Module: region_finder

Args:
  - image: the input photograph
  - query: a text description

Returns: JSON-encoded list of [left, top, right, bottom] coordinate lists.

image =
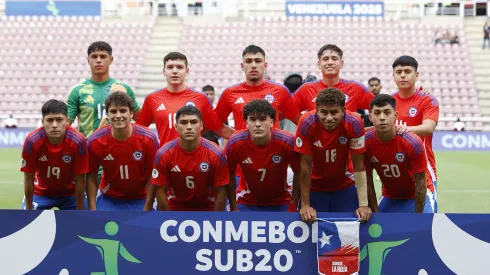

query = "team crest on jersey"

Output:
[[296, 137, 303, 147], [185, 101, 196, 107], [395, 152, 406, 163], [408, 107, 418, 117], [199, 162, 210, 172], [271, 154, 282, 164], [264, 94, 274, 103], [152, 169, 159, 178], [133, 151, 143, 161], [62, 154, 72, 163], [338, 136, 348, 145], [21, 159, 26, 168]]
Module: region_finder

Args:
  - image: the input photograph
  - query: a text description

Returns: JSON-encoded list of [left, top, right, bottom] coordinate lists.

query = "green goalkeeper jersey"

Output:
[[67, 78, 141, 138]]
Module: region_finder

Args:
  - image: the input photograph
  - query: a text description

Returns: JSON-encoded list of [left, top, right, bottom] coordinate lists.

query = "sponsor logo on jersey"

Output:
[[271, 154, 282, 164], [133, 151, 143, 161], [344, 94, 350, 103], [296, 137, 303, 147], [338, 136, 348, 144], [84, 95, 95, 104], [38, 155, 48, 162], [408, 107, 418, 117], [264, 94, 274, 103], [104, 154, 115, 161], [313, 140, 322, 147], [312, 97, 316, 102], [21, 159, 26, 168], [157, 104, 166, 111], [152, 168, 159, 178], [200, 162, 210, 172], [235, 97, 245, 104], [370, 156, 379, 163], [185, 101, 196, 107], [171, 165, 181, 172], [395, 152, 406, 162], [242, 157, 252, 164], [62, 154, 72, 163]]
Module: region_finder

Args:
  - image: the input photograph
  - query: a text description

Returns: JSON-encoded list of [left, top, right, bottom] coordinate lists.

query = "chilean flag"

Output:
[[316, 218, 360, 275]]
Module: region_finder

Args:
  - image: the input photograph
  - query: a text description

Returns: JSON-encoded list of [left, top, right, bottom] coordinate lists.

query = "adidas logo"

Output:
[[104, 154, 114, 161], [371, 156, 379, 163], [156, 104, 166, 111], [312, 97, 316, 102], [84, 95, 95, 104], [234, 97, 245, 104], [171, 165, 181, 172], [313, 140, 322, 147], [242, 157, 252, 164], [38, 155, 47, 161]]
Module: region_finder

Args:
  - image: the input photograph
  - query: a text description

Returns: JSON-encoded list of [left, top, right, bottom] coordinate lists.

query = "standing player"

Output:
[[226, 100, 300, 212], [368, 77, 382, 96], [87, 92, 158, 210], [292, 44, 374, 113], [391, 56, 439, 211], [365, 94, 435, 213], [214, 45, 301, 130], [67, 41, 141, 138], [151, 106, 229, 211], [21, 100, 88, 210], [137, 52, 233, 146], [295, 88, 371, 222]]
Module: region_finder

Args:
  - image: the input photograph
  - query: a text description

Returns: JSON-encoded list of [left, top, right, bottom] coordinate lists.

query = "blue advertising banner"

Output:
[[0, 128, 31, 148], [5, 0, 101, 16], [285, 0, 384, 17], [0, 211, 489, 274], [432, 131, 490, 151]]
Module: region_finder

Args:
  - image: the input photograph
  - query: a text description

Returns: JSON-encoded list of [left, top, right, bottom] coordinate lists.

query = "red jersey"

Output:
[[292, 79, 374, 112], [294, 110, 365, 192], [20, 126, 88, 197], [364, 129, 435, 199], [136, 88, 223, 146], [393, 90, 439, 183], [226, 128, 300, 206], [215, 81, 300, 130], [88, 124, 159, 200], [152, 138, 229, 211]]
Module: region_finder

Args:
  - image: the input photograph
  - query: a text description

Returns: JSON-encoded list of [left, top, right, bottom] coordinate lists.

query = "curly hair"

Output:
[[243, 100, 276, 122], [315, 88, 346, 108]]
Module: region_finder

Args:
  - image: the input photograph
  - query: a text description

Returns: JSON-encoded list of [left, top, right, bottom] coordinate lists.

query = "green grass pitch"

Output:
[[0, 148, 489, 212]]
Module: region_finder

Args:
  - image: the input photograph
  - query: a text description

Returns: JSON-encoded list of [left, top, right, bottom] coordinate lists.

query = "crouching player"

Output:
[[225, 100, 300, 212], [151, 105, 229, 211], [87, 92, 159, 210], [21, 100, 88, 210], [365, 94, 435, 213], [295, 88, 371, 222]]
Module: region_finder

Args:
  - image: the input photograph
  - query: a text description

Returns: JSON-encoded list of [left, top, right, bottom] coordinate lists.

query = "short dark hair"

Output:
[[392, 55, 418, 71], [315, 88, 346, 108], [243, 100, 277, 122], [202, 85, 215, 92], [368, 77, 381, 84], [104, 91, 134, 113], [369, 94, 397, 111], [242, 45, 266, 58], [317, 44, 343, 59], [176, 105, 202, 122], [41, 99, 67, 118], [87, 41, 112, 56], [164, 52, 188, 67]]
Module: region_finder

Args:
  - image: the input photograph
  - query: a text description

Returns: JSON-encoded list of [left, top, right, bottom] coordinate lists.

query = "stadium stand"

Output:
[[0, 15, 153, 127], [178, 16, 482, 130], [0, 0, 488, 131]]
